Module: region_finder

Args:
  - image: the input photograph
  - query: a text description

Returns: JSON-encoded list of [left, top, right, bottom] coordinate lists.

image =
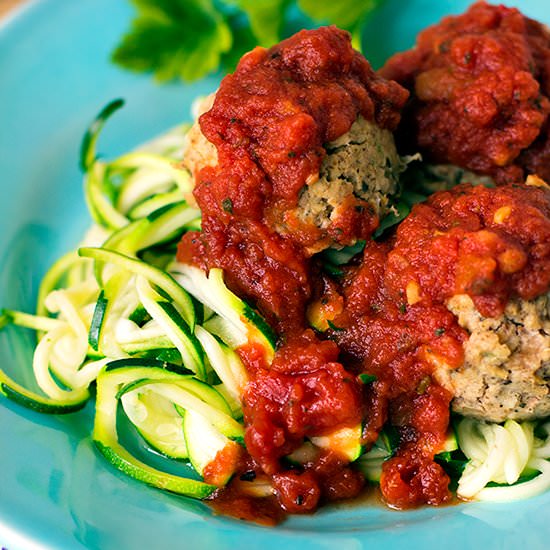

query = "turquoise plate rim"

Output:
[[0, 1, 549, 549]]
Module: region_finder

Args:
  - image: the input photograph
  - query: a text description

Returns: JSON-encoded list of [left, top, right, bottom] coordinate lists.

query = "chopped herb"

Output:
[[373, 201, 412, 239], [416, 376, 431, 394], [319, 240, 366, 266], [434, 327, 446, 337], [222, 197, 234, 213], [438, 40, 450, 53], [288, 151, 296, 158], [379, 425, 400, 453], [359, 373, 377, 384], [434, 449, 469, 491], [327, 320, 344, 331], [295, 494, 304, 505], [398, 304, 407, 314], [322, 263, 344, 277]]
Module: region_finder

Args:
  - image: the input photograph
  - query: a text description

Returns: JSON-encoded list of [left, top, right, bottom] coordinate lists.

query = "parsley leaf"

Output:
[[373, 201, 410, 239], [219, 12, 258, 72], [359, 373, 377, 384], [226, 0, 291, 47], [112, 0, 232, 82], [320, 240, 366, 266], [297, 0, 384, 48], [113, 0, 388, 83]]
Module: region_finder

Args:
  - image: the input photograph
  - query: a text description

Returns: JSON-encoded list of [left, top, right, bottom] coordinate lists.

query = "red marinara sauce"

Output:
[[219, 331, 366, 516], [325, 181, 550, 507], [242, 331, 363, 476], [380, 1, 550, 183], [176, 27, 408, 520], [177, 26, 407, 332], [332, 242, 463, 507]]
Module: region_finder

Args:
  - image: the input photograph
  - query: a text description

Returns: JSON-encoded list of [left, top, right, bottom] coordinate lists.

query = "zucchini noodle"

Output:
[[1, 98, 549, 507], [0, 102, 260, 496], [457, 418, 550, 501]]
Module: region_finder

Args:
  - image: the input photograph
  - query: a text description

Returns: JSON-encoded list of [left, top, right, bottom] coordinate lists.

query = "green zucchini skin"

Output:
[[93, 364, 221, 498], [170, 263, 277, 362], [0, 114, 263, 500], [0, 371, 89, 414], [79, 247, 196, 330]]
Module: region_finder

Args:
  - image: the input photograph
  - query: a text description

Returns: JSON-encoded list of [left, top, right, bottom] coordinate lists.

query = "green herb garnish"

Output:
[[112, 0, 232, 83], [359, 373, 377, 384], [327, 320, 344, 331], [222, 197, 234, 213], [112, 0, 387, 83]]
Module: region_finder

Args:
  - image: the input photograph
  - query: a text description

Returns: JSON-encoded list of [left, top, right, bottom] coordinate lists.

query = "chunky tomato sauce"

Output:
[[178, 26, 407, 332], [243, 331, 362, 475], [329, 182, 550, 506], [380, 1, 550, 183], [176, 21, 550, 522], [384, 182, 550, 316], [332, 243, 463, 506], [176, 26, 408, 519]]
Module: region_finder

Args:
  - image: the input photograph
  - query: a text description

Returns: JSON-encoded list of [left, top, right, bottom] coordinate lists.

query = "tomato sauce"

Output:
[[329, 182, 550, 507], [176, 21, 550, 522], [176, 26, 406, 519], [242, 331, 363, 475], [178, 25, 407, 332], [385, 182, 550, 316], [380, 1, 550, 183]]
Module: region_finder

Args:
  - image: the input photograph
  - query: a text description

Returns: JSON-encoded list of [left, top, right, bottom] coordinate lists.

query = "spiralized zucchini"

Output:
[[457, 418, 550, 502], [0, 100, 257, 497], [1, 99, 549, 504]]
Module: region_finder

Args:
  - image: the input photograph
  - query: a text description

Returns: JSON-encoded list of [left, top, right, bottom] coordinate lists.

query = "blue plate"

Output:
[[1, 1, 549, 548]]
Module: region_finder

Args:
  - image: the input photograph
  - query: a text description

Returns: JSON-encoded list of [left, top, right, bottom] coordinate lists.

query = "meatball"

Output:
[[183, 107, 406, 255], [178, 26, 409, 330], [380, 1, 550, 183], [288, 115, 404, 254], [374, 180, 550, 423], [441, 293, 550, 422], [182, 94, 217, 183]]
